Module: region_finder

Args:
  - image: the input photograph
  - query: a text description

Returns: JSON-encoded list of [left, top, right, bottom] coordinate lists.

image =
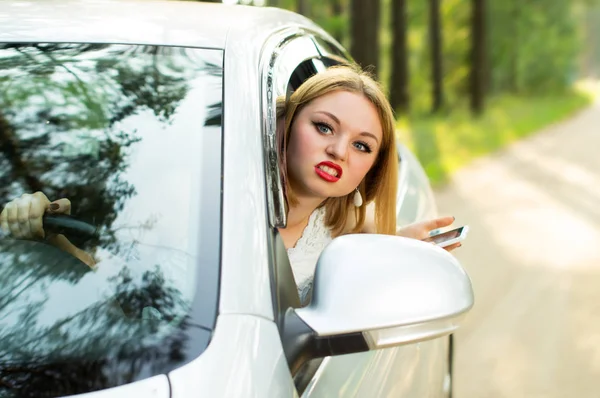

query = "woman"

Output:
[[276, 64, 458, 301], [0, 65, 458, 301]]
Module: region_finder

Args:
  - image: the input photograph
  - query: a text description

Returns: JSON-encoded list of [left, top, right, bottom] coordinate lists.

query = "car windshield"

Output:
[[0, 43, 223, 397]]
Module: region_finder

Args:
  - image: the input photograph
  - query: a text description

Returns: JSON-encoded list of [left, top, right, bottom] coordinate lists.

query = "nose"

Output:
[[326, 136, 348, 161]]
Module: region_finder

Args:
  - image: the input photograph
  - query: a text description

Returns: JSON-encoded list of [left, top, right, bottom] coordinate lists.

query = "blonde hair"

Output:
[[276, 64, 398, 236]]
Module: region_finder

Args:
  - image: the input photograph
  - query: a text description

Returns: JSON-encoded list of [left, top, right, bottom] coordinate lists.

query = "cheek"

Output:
[[348, 156, 377, 184], [288, 125, 317, 166]]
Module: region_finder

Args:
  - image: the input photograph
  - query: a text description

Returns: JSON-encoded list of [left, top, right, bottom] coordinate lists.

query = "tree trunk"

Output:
[[470, 0, 486, 115], [297, 0, 310, 16], [330, 0, 345, 42], [390, 0, 410, 114], [429, 0, 443, 113], [350, 0, 380, 76], [332, 0, 343, 15], [509, 1, 519, 92]]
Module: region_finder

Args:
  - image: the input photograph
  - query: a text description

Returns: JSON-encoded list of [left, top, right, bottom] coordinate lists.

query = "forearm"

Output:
[[46, 234, 96, 269]]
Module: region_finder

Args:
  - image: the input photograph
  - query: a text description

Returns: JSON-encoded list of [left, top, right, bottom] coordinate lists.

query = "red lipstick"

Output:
[[315, 161, 342, 182]]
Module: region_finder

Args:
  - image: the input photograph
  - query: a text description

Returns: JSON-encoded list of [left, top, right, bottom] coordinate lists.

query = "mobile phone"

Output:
[[423, 225, 469, 248]]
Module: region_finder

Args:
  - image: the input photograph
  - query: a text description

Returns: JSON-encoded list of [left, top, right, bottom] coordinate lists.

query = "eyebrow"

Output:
[[315, 111, 380, 144]]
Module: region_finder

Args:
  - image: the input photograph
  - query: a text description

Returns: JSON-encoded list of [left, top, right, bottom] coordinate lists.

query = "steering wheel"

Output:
[[42, 214, 100, 246]]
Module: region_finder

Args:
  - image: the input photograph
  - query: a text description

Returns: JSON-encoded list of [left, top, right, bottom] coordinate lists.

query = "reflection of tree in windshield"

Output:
[[0, 43, 222, 396], [0, 241, 190, 397], [0, 43, 220, 251]]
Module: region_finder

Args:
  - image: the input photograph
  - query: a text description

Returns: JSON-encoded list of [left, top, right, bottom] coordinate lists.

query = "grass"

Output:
[[396, 89, 594, 186]]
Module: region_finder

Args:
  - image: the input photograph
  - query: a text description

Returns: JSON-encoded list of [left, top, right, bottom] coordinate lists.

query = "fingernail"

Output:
[[49, 203, 60, 211], [458, 243, 462, 247]]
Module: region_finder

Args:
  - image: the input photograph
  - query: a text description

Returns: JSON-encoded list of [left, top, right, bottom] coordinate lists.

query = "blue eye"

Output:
[[354, 141, 373, 153], [313, 122, 332, 135]]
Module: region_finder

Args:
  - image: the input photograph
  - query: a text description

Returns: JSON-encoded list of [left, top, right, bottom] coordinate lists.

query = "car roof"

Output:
[[0, 0, 313, 49]]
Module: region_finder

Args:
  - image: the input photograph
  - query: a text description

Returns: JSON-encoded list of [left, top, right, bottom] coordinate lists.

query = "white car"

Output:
[[0, 1, 473, 397]]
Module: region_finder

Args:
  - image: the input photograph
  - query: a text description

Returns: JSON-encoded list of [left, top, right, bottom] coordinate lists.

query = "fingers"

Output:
[[1, 191, 55, 239], [444, 242, 462, 252], [425, 216, 455, 231], [47, 198, 71, 215], [20, 193, 49, 239], [1, 201, 20, 237], [28, 197, 45, 239], [17, 196, 33, 238], [0, 204, 8, 236]]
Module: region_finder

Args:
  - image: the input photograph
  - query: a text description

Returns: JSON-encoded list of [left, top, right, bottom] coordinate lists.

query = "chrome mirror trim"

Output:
[[259, 28, 320, 228], [362, 313, 468, 350], [261, 43, 287, 228]]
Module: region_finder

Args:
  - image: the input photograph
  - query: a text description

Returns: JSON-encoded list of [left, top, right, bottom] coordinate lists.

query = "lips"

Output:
[[315, 161, 343, 182]]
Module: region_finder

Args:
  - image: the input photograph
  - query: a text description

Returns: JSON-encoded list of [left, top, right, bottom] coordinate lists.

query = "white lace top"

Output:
[[287, 207, 332, 304]]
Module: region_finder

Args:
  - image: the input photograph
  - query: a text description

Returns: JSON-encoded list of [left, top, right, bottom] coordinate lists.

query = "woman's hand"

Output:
[[0, 192, 95, 267], [396, 216, 461, 252], [0, 192, 70, 239]]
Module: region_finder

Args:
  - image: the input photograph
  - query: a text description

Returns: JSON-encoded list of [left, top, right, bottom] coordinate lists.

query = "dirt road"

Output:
[[434, 102, 600, 398]]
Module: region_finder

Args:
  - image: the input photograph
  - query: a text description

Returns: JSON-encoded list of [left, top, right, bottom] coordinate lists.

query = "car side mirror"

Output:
[[281, 234, 474, 374]]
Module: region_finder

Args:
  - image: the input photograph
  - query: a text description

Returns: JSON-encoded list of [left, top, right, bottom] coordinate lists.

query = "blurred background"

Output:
[[197, 1, 600, 397], [196, 0, 599, 185]]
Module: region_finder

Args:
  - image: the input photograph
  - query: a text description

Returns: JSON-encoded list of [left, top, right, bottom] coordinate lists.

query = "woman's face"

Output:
[[286, 90, 383, 201]]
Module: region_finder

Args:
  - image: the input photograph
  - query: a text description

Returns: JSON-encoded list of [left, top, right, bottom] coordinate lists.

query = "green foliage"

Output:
[[315, 12, 348, 46], [395, 0, 584, 114], [488, 0, 581, 94], [206, 0, 595, 180], [397, 90, 592, 185], [207, 0, 589, 112]]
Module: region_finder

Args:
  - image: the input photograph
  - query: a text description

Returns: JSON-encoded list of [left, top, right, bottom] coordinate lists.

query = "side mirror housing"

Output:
[[282, 234, 473, 374]]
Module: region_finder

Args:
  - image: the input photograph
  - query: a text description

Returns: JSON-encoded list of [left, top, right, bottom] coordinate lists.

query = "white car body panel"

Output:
[[0, 0, 310, 49], [218, 23, 277, 321], [306, 315, 449, 395], [304, 339, 448, 397], [168, 314, 297, 398], [397, 143, 439, 226]]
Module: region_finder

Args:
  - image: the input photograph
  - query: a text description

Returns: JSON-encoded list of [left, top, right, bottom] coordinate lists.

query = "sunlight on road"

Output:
[[452, 140, 600, 270], [435, 102, 600, 398]]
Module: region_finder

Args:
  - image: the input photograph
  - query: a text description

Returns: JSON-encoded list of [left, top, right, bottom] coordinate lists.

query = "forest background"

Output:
[[197, 0, 600, 184]]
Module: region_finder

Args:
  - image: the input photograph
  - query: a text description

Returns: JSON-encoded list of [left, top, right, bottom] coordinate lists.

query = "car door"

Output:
[[261, 29, 450, 397]]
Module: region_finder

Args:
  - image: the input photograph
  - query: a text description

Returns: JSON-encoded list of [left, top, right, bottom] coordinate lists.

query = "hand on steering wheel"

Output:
[[1, 192, 96, 268], [0, 192, 70, 239]]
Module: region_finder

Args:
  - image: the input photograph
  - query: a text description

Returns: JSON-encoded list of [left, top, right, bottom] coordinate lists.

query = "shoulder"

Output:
[[288, 207, 331, 255]]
